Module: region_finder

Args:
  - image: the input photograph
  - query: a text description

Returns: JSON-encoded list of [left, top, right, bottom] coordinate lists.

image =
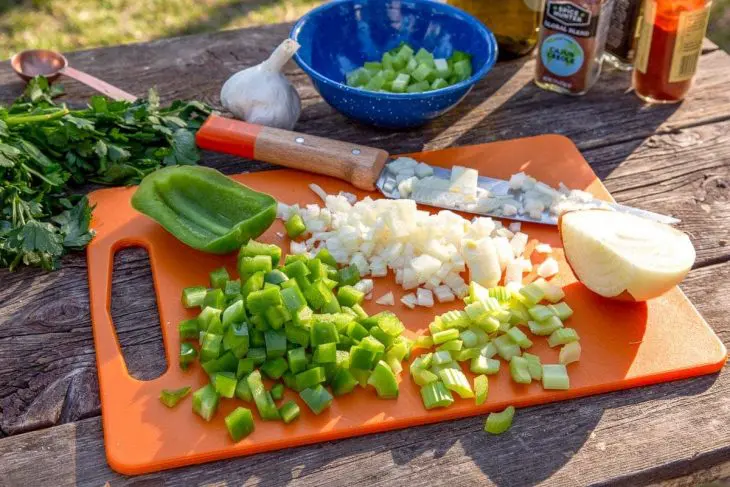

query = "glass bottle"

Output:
[[604, 0, 643, 69], [534, 0, 616, 95], [633, 0, 712, 103], [448, 0, 543, 59]]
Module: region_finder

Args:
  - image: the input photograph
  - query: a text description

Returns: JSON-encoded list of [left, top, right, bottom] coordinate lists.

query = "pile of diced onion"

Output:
[[383, 157, 605, 220], [278, 177, 561, 309]]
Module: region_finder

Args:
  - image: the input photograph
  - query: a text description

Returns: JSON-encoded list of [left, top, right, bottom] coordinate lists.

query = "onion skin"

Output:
[[558, 209, 693, 302]]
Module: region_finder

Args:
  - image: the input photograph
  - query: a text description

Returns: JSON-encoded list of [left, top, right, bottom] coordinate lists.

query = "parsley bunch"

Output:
[[0, 77, 211, 271]]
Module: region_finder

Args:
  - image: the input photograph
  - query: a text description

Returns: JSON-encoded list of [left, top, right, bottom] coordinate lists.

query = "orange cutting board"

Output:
[[86, 135, 726, 475]]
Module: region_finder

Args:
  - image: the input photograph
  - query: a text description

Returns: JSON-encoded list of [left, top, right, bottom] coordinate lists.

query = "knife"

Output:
[[195, 114, 679, 226]]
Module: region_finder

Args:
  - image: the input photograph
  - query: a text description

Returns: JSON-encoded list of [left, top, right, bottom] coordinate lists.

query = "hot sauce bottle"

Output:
[[633, 0, 711, 103]]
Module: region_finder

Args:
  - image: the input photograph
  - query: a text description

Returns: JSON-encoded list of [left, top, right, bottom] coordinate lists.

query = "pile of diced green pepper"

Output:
[[411, 280, 579, 432], [167, 239, 412, 442], [346, 43, 473, 93]]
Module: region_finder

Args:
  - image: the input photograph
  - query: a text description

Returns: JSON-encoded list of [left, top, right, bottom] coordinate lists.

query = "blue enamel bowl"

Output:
[[290, 0, 498, 129]]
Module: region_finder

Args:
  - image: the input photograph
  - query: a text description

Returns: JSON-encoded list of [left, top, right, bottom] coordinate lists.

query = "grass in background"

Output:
[[0, 0, 728, 60]]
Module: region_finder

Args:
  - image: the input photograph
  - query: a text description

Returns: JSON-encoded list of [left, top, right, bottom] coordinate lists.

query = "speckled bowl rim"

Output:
[[289, 0, 498, 100]]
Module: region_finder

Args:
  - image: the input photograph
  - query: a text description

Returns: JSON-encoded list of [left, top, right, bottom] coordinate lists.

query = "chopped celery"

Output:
[[474, 375, 488, 405], [470, 355, 500, 375], [420, 381, 454, 409], [481, 342, 498, 359], [279, 401, 301, 423], [522, 353, 543, 380], [209, 267, 230, 289], [436, 339, 463, 352], [346, 67, 371, 87], [438, 368, 474, 398], [192, 384, 220, 421], [460, 329, 479, 348], [559, 341, 581, 365], [528, 316, 564, 336], [300, 385, 333, 414], [182, 286, 207, 308], [549, 302, 574, 320], [484, 406, 515, 435], [542, 364, 570, 390], [519, 283, 545, 306], [159, 386, 191, 408], [407, 80, 431, 93], [454, 347, 482, 362], [412, 367, 439, 386], [506, 326, 533, 349], [547, 328, 580, 347], [411, 352, 433, 370], [432, 350, 453, 365], [411, 62, 433, 82], [433, 328, 460, 345], [225, 407, 255, 442], [509, 356, 532, 384], [493, 334, 521, 361], [285, 213, 307, 238], [528, 305, 554, 322]]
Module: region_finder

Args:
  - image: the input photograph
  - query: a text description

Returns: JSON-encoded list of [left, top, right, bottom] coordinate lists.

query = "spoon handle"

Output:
[[62, 66, 136, 102]]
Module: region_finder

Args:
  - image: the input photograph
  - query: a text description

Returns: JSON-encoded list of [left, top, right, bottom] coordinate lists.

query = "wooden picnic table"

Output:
[[0, 22, 728, 487]]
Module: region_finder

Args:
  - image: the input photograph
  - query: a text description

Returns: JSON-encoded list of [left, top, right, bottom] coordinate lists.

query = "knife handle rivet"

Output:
[[352, 148, 361, 155], [295, 137, 304, 144]]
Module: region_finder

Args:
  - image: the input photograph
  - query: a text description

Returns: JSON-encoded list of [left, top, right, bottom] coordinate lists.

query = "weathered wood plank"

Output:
[[0, 260, 727, 487], [0, 116, 727, 435]]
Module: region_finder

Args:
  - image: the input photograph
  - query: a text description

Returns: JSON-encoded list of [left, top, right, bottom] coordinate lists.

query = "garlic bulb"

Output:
[[220, 39, 302, 130]]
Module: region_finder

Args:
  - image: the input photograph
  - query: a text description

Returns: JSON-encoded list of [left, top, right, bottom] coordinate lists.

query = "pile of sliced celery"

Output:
[[166, 240, 412, 442], [345, 43, 473, 93], [410, 280, 581, 433]]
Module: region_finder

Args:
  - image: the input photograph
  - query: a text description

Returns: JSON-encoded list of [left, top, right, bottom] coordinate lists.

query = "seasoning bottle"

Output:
[[633, 0, 711, 103], [604, 0, 643, 69], [534, 0, 616, 95], [448, 0, 543, 59]]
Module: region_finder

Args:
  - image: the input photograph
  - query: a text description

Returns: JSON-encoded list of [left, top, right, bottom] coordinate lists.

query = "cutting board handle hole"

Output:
[[111, 246, 168, 381]]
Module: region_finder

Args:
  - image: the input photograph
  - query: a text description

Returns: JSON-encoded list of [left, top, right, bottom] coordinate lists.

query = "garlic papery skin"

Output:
[[220, 38, 302, 130]]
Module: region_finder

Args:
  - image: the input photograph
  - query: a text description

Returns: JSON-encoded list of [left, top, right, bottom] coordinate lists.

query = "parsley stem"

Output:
[[5, 108, 70, 126]]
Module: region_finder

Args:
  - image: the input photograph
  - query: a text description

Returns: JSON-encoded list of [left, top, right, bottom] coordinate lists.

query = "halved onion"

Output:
[[559, 209, 695, 301]]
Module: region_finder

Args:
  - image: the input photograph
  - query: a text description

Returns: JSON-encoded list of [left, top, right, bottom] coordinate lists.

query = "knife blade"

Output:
[[196, 114, 680, 226]]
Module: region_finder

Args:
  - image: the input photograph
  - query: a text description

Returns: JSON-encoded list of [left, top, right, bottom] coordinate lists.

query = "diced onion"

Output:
[[309, 183, 328, 202], [401, 293, 417, 309], [375, 292, 395, 306], [417, 288, 434, 307], [535, 243, 553, 254], [537, 257, 560, 278]]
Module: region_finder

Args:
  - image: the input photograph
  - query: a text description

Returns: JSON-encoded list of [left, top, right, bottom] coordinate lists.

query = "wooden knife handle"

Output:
[[62, 66, 137, 102], [196, 114, 389, 191]]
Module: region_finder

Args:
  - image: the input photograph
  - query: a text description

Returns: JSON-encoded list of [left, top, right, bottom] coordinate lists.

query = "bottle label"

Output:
[[540, 33, 586, 77], [634, 0, 656, 74], [669, 6, 710, 83], [543, 1, 598, 38]]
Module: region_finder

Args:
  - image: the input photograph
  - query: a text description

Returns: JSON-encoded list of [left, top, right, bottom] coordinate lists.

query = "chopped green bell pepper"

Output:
[[192, 384, 220, 421], [285, 213, 307, 238], [270, 383, 285, 401], [237, 357, 255, 378], [213, 371, 237, 398], [179, 342, 198, 370], [159, 386, 191, 408], [247, 286, 282, 315], [246, 370, 280, 420], [131, 166, 277, 254], [209, 267, 230, 289], [223, 322, 250, 359], [225, 407, 255, 442], [235, 375, 253, 402], [295, 366, 326, 390], [179, 318, 199, 340], [261, 357, 289, 379], [182, 286, 207, 308], [299, 385, 333, 414], [279, 400, 301, 423], [368, 360, 399, 399]]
